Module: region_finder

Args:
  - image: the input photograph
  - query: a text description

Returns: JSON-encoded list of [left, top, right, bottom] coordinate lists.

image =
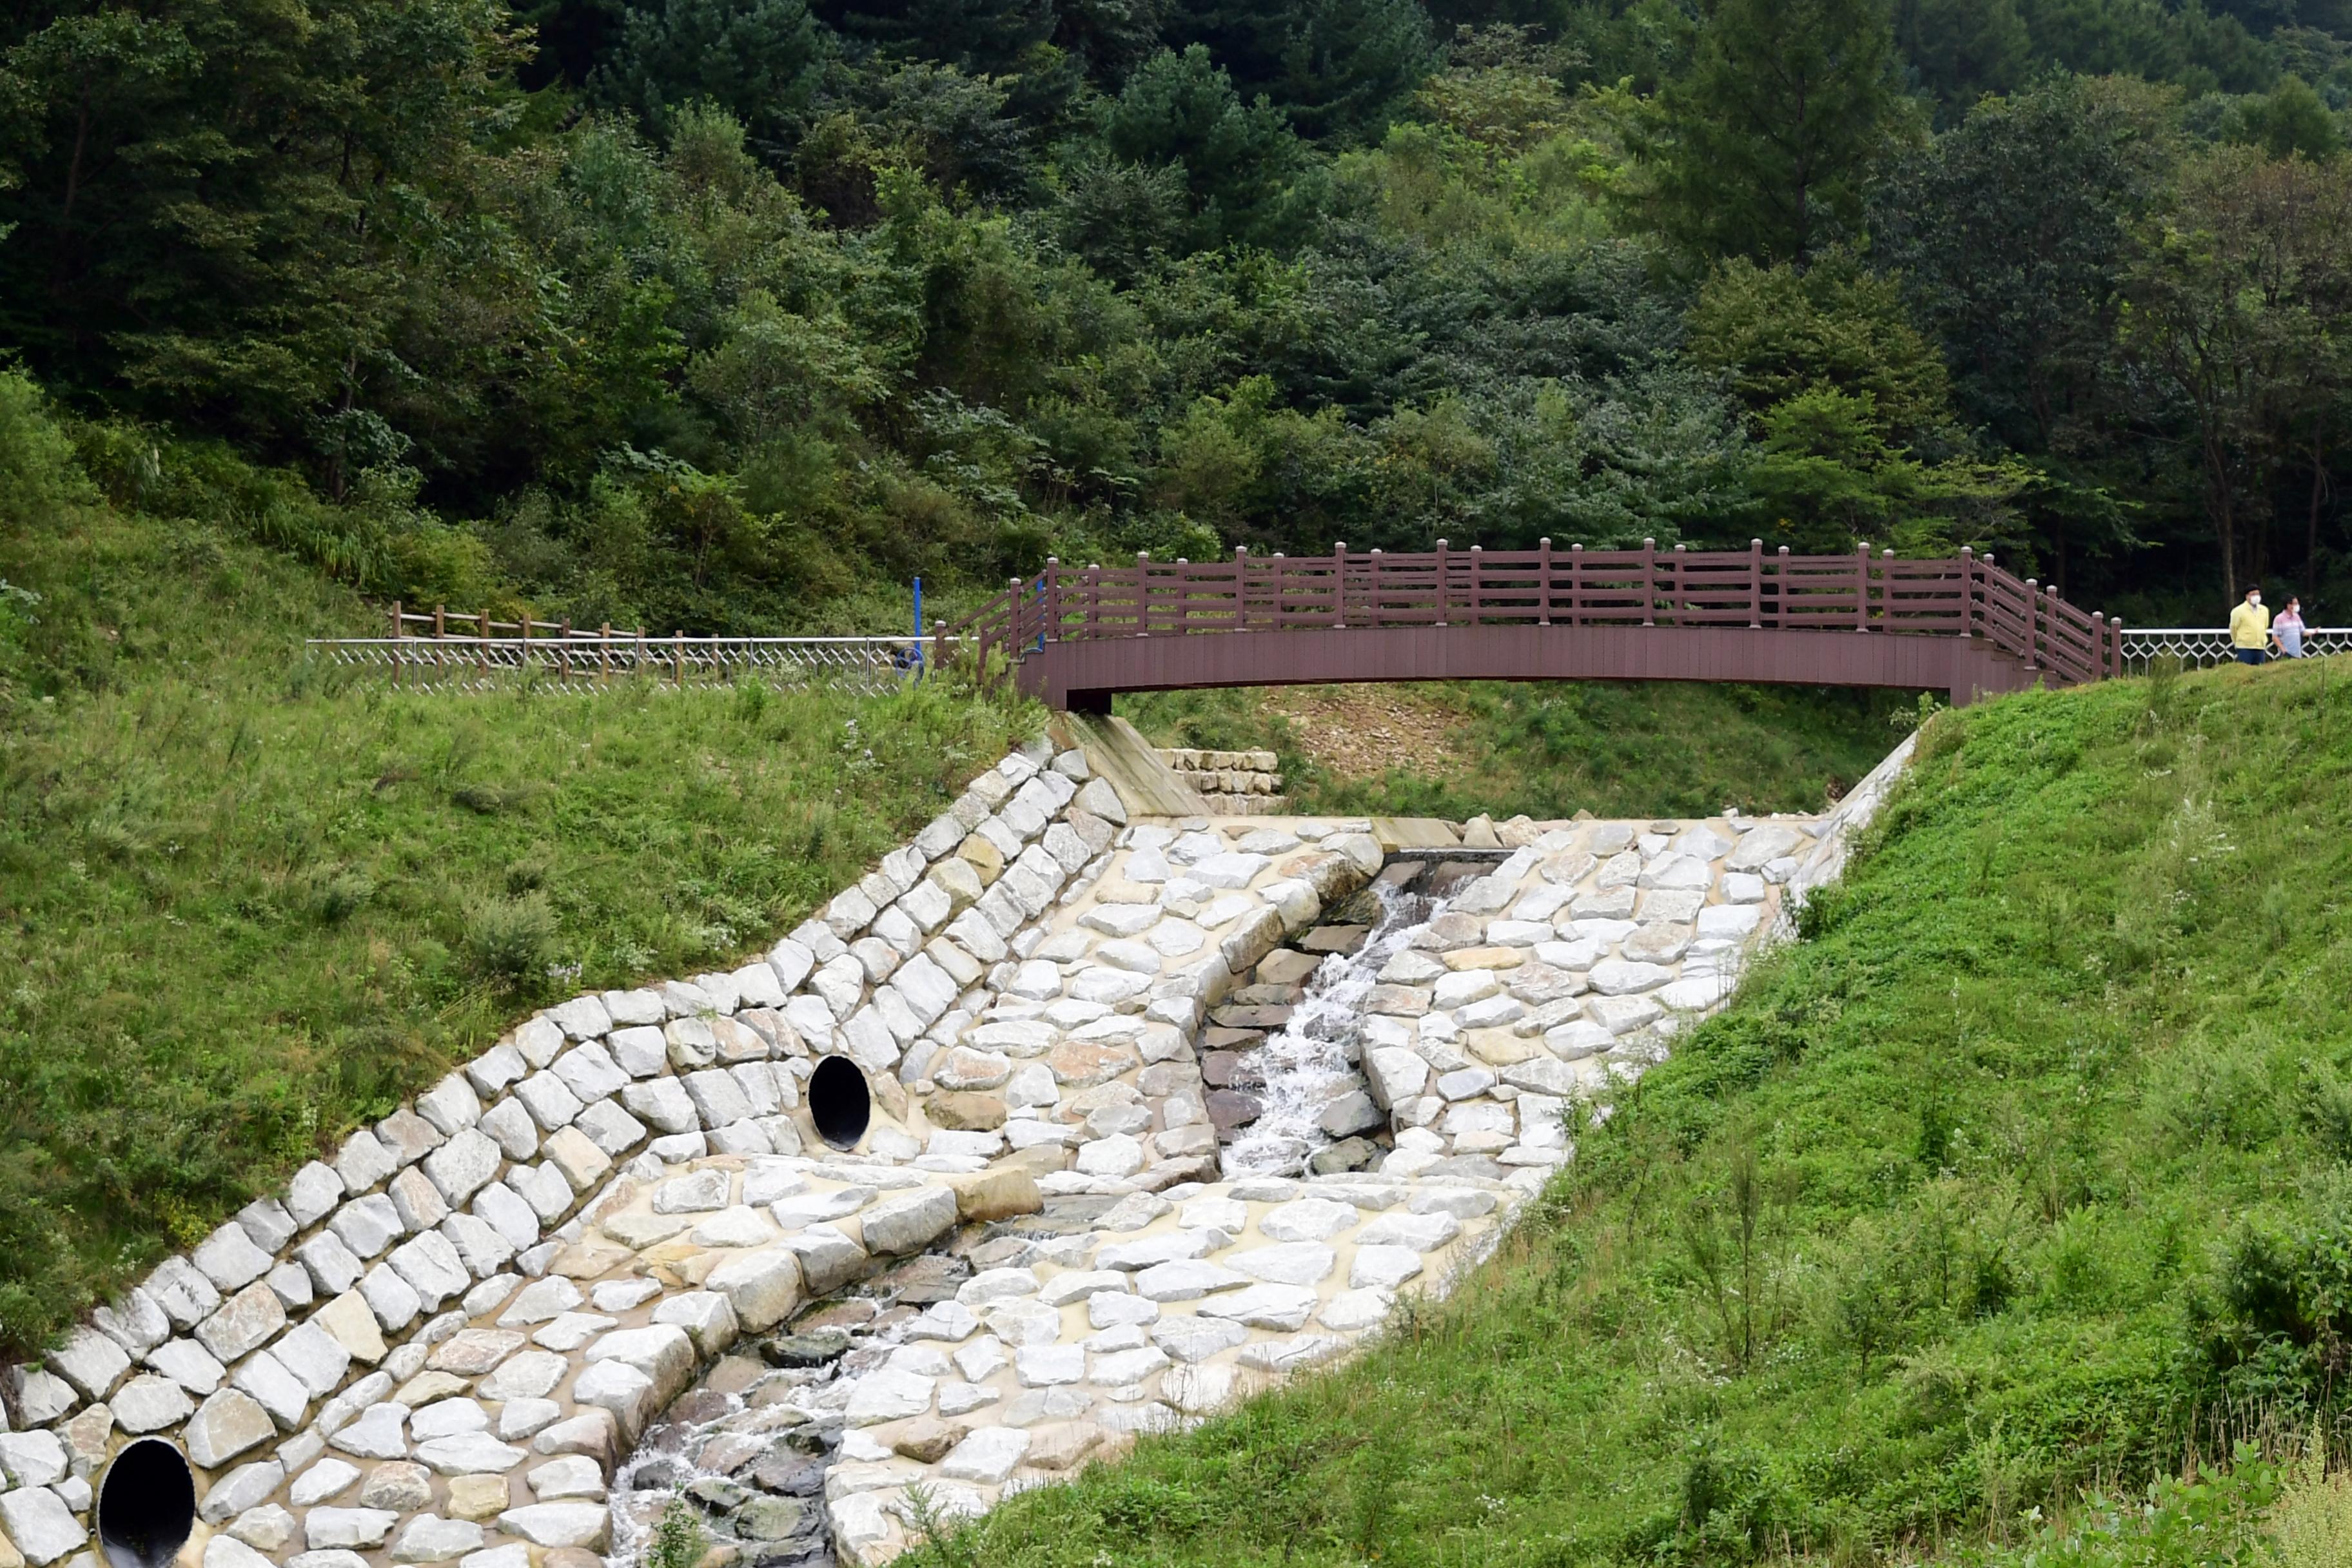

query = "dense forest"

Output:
[[6, 0, 2352, 632]]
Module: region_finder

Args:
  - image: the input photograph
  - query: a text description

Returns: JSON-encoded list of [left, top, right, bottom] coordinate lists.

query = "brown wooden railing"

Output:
[[943, 539, 2124, 689]]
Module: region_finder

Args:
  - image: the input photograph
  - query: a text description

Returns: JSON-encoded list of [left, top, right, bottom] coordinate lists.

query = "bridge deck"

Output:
[[946, 540, 2121, 710]]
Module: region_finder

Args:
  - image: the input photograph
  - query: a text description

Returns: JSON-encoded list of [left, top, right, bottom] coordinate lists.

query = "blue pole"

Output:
[[912, 578, 923, 675]]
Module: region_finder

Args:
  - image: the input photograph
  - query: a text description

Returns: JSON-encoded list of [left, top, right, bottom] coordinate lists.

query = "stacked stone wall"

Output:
[[1152, 750, 1283, 815]]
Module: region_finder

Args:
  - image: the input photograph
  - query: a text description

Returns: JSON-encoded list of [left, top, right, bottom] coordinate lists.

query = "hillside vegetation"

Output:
[[946, 657, 2352, 1565], [0, 378, 1033, 1356], [1124, 680, 1919, 819], [9, 0, 2352, 629]]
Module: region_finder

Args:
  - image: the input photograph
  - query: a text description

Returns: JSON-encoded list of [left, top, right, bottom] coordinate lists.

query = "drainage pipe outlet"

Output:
[[808, 1056, 872, 1150], [98, 1439, 197, 1568]]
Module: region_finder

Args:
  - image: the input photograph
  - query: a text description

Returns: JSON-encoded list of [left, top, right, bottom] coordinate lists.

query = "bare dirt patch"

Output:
[[1266, 685, 1473, 781]]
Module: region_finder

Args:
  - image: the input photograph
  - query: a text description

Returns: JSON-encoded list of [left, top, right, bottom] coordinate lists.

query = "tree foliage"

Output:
[[7, 0, 2352, 634]]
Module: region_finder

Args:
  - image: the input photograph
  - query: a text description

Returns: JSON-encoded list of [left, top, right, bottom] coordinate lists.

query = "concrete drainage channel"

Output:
[[0, 728, 1917, 1568]]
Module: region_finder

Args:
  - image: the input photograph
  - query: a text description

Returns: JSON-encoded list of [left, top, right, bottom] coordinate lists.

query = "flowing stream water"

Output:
[[1220, 882, 1438, 1177]]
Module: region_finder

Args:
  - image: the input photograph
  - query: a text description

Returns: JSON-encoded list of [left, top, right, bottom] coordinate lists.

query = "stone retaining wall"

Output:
[[1152, 750, 1284, 816]]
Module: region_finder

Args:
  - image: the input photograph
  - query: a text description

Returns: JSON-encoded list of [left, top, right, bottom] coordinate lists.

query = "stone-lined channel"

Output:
[[0, 732, 1917, 1568]]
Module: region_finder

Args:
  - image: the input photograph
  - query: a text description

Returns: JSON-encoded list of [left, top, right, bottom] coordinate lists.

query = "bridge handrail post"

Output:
[[1959, 547, 1975, 638], [1273, 551, 1286, 630], [1234, 546, 1249, 632], [2108, 614, 2124, 677], [1641, 538, 1655, 627], [1569, 543, 1583, 627], [1469, 544, 1484, 623], [1538, 538, 1552, 626], [1774, 547, 1788, 629], [1333, 543, 1347, 628], [1749, 540, 1762, 628], [1435, 539, 1449, 627], [2024, 576, 2041, 669], [1671, 542, 1685, 626], [1135, 553, 1152, 637], [1855, 541, 1872, 632]]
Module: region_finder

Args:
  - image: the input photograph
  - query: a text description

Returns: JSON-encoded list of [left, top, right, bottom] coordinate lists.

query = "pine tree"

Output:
[[1632, 0, 1909, 266], [594, 0, 827, 140]]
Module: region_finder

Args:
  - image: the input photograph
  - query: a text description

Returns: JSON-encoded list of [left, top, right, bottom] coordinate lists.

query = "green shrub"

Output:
[[461, 893, 560, 983], [643, 1499, 706, 1568], [0, 369, 92, 525]]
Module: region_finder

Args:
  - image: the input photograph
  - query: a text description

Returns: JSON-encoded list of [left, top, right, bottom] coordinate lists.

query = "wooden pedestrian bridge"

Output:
[[942, 539, 2126, 712]]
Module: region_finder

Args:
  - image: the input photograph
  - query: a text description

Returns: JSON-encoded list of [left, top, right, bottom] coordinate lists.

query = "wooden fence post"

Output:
[[1435, 539, 1449, 627], [598, 623, 611, 685], [1640, 539, 1655, 626], [1670, 543, 1685, 625], [1855, 542, 1873, 631], [434, 603, 446, 640], [1538, 538, 1552, 626], [1134, 553, 1152, 637], [2023, 578, 2040, 669], [1333, 542, 1348, 628], [1749, 540, 1762, 628], [1368, 549, 1382, 625], [1468, 544, 1482, 622], [1234, 546, 1250, 631], [1569, 543, 1583, 627]]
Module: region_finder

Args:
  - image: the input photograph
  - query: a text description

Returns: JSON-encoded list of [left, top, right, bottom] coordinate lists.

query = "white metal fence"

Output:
[[2117, 627, 2352, 673], [305, 634, 951, 695]]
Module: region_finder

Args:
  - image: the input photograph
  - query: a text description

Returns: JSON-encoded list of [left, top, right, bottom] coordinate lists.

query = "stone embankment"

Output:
[[0, 730, 1914, 1568], [1151, 750, 1284, 815]]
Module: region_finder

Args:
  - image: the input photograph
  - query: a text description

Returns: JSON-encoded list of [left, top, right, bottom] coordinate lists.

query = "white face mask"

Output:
[[2251, 595, 2262, 605]]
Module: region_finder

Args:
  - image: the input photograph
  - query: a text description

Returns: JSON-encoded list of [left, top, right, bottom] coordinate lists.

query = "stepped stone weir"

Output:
[[0, 724, 1914, 1568]]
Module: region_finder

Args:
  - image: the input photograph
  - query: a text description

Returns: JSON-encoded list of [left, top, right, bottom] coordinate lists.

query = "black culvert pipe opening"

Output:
[[98, 1438, 196, 1568], [809, 1055, 871, 1151]]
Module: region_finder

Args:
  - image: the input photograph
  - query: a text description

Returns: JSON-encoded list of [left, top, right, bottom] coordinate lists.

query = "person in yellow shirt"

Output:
[[2229, 586, 2271, 665]]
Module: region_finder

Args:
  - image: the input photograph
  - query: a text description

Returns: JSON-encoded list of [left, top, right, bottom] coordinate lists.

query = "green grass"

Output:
[[1121, 681, 1925, 820], [0, 394, 1035, 1355], [939, 656, 2352, 1567]]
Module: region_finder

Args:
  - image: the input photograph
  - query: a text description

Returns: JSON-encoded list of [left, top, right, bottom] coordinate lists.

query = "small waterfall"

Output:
[[1221, 883, 1437, 1177]]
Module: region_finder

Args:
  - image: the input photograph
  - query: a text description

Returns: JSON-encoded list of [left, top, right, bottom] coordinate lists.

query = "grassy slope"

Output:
[[0, 493, 1033, 1356], [1122, 681, 1921, 819], [952, 658, 2352, 1567]]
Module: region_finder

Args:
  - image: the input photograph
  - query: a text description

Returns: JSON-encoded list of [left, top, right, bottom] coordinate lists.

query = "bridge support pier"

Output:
[[1064, 688, 1114, 716]]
